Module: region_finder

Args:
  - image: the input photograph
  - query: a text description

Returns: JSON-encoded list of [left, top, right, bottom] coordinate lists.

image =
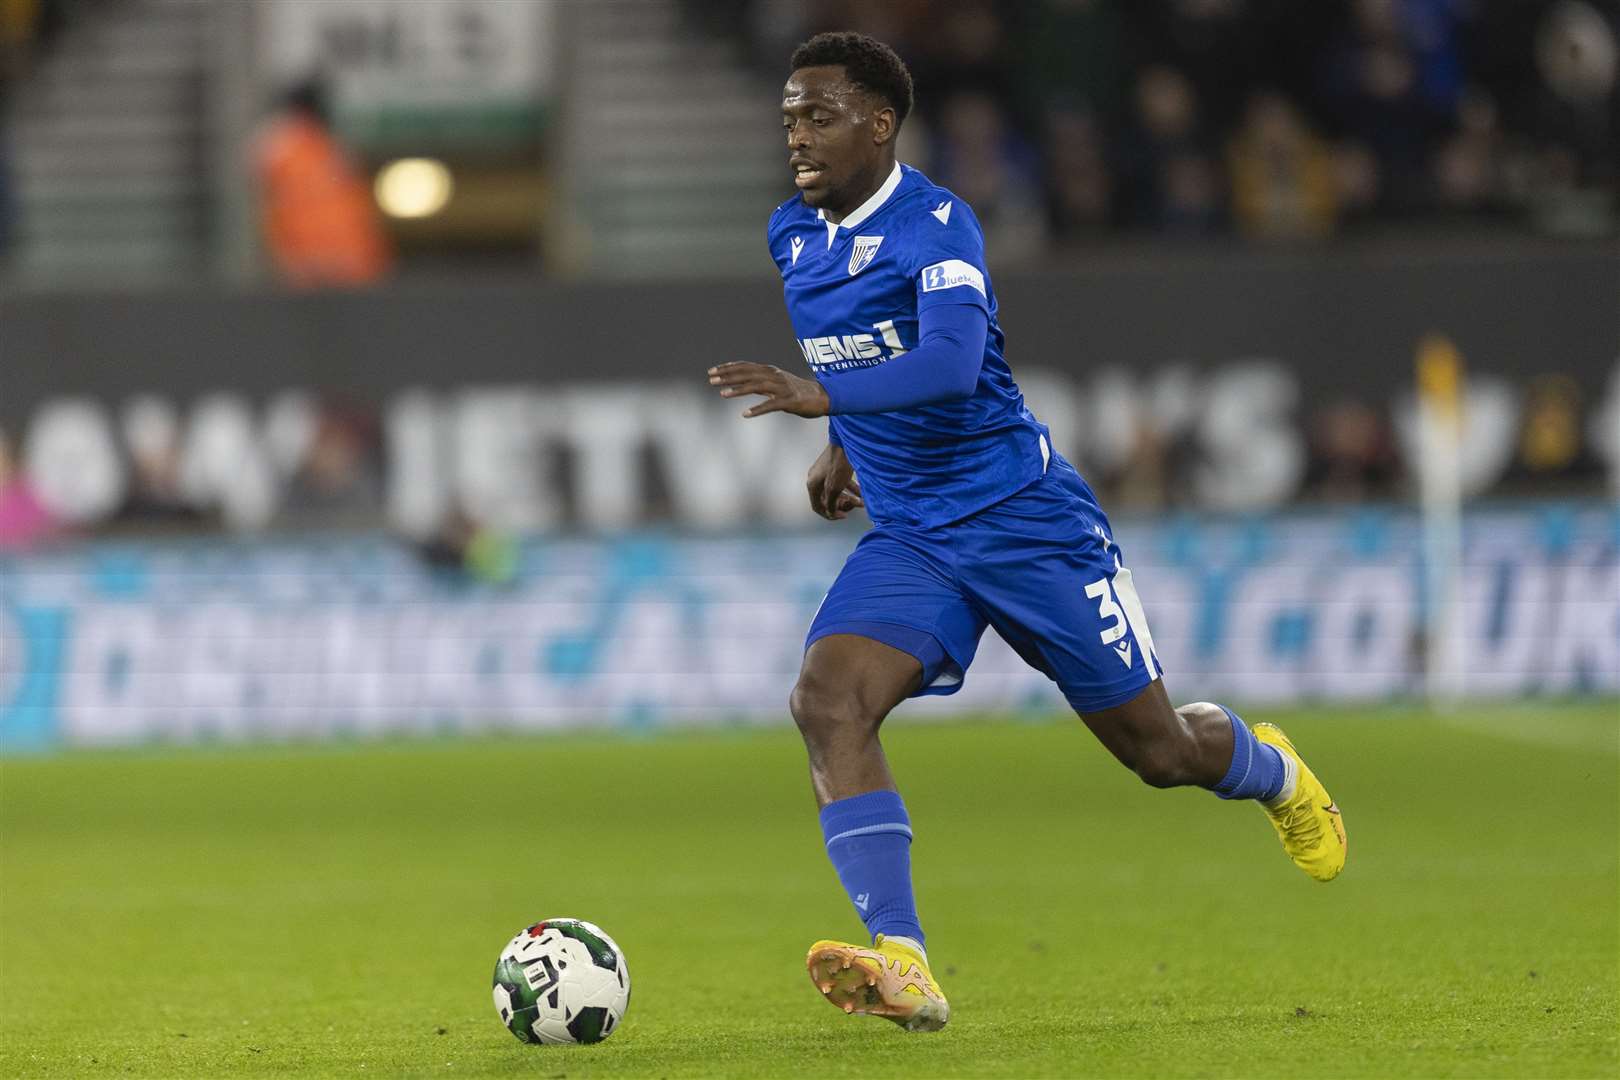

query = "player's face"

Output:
[[782, 66, 894, 218]]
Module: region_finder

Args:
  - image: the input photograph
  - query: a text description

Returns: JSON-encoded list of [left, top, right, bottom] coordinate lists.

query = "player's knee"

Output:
[[1176, 701, 1227, 728], [789, 677, 869, 746], [1132, 742, 1198, 789]]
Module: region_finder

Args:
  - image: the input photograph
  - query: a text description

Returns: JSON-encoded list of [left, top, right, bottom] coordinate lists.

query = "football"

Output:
[[491, 918, 631, 1045]]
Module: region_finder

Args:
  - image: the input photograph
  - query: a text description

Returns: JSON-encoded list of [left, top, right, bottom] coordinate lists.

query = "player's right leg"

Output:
[[790, 633, 921, 807], [792, 634, 951, 1032], [791, 529, 984, 1032]]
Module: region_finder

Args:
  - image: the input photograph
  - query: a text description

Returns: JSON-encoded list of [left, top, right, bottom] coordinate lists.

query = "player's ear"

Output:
[[872, 106, 896, 147]]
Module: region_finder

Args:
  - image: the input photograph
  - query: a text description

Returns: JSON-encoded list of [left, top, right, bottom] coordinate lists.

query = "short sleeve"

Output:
[[912, 201, 991, 315], [766, 212, 787, 276], [766, 200, 800, 277]]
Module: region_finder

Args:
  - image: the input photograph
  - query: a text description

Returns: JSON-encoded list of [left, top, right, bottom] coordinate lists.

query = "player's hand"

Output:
[[806, 443, 864, 520], [708, 362, 831, 418]]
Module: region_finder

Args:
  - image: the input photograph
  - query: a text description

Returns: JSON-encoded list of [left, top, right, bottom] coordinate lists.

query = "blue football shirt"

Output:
[[767, 163, 1052, 528]]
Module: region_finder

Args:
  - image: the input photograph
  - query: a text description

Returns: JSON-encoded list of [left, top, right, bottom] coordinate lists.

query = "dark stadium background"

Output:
[[1, 2, 1616, 1077]]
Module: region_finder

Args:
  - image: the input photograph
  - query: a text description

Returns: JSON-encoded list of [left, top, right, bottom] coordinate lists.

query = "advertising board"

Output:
[[2, 506, 1613, 750]]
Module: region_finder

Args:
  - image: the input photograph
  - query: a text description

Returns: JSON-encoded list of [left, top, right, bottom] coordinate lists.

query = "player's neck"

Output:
[[821, 157, 896, 225]]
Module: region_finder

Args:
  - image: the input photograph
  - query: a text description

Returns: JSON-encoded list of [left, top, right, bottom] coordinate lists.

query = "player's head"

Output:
[[783, 32, 914, 216]]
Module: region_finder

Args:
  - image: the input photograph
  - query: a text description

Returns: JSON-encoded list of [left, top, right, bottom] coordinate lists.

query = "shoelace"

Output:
[[1277, 795, 1324, 848]]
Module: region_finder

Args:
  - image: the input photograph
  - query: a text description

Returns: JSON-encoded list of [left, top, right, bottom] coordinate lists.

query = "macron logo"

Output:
[[789, 236, 804, 265], [930, 200, 952, 224], [1114, 640, 1133, 668], [854, 893, 871, 912]]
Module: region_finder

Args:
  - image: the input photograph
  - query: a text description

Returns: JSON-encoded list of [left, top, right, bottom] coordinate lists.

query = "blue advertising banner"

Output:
[[2, 505, 1615, 751]]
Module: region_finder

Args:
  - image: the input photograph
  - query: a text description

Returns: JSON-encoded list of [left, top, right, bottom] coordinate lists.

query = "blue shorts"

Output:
[[806, 458, 1164, 714]]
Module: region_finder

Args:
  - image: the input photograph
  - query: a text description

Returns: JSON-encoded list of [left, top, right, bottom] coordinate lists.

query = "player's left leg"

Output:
[[1079, 681, 1347, 882], [1074, 678, 1231, 789], [956, 460, 1346, 881]]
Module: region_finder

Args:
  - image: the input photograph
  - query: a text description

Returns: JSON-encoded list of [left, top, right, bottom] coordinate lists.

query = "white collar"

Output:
[[818, 161, 903, 247]]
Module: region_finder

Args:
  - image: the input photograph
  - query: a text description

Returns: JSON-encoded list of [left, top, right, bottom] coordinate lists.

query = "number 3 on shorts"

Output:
[[1084, 577, 1127, 645], [1084, 570, 1162, 679]]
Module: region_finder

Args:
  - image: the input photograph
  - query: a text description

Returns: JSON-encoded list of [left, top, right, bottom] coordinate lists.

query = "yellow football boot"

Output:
[[1254, 723, 1347, 882], [806, 934, 949, 1032]]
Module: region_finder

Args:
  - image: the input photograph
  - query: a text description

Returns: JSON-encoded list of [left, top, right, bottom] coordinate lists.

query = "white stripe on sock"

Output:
[[825, 821, 913, 847], [1264, 750, 1298, 806]]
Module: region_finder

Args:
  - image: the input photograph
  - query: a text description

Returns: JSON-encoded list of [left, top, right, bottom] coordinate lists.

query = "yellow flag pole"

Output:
[[1416, 334, 1465, 709]]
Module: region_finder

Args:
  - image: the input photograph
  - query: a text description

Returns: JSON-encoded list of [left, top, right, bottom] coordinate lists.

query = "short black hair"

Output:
[[790, 32, 914, 128]]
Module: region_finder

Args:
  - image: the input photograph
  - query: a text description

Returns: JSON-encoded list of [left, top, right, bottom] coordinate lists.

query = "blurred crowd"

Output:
[[1, 371, 1605, 550], [0, 395, 401, 551], [5, 0, 1616, 267], [721, 0, 1619, 248], [1, 0, 1613, 548]]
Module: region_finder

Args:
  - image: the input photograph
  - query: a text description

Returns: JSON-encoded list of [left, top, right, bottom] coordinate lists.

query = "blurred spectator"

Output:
[[1331, 138, 1384, 222], [1319, 0, 1464, 211], [1513, 374, 1598, 484], [280, 402, 383, 524], [1116, 65, 1225, 234], [1043, 104, 1115, 239], [254, 79, 393, 288], [414, 507, 518, 587], [1533, 0, 1618, 153], [116, 396, 207, 526], [1305, 400, 1400, 501], [1525, 1, 1618, 234], [1431, 88, 1504, 214], [1102, 423, 1176, 513], [0, 432, 57, 550], [931, 90, 1046, 260], [1158, 152, 1224, 233], [1227, 92, 1338, 240]]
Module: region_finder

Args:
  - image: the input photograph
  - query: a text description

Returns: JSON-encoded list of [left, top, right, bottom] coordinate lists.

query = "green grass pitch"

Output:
[[3, 703, 1616, 1078]]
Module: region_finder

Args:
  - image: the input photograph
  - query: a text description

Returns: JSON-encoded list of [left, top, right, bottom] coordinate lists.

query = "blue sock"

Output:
[[819, 790, 924, 947], [1212, 706, 1289, 802]]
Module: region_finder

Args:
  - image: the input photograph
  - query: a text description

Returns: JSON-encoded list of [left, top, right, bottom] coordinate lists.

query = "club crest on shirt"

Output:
[[848, 235, 883, 276]]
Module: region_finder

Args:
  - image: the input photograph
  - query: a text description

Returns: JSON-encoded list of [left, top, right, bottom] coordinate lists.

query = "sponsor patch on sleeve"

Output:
[[919, 259, 986, 297]]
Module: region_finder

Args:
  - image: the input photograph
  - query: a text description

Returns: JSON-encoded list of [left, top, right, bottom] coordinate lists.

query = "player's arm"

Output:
[[707, 362, 831, 417], [818, 302, 986, 414], [706, 302, 987, 418]]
